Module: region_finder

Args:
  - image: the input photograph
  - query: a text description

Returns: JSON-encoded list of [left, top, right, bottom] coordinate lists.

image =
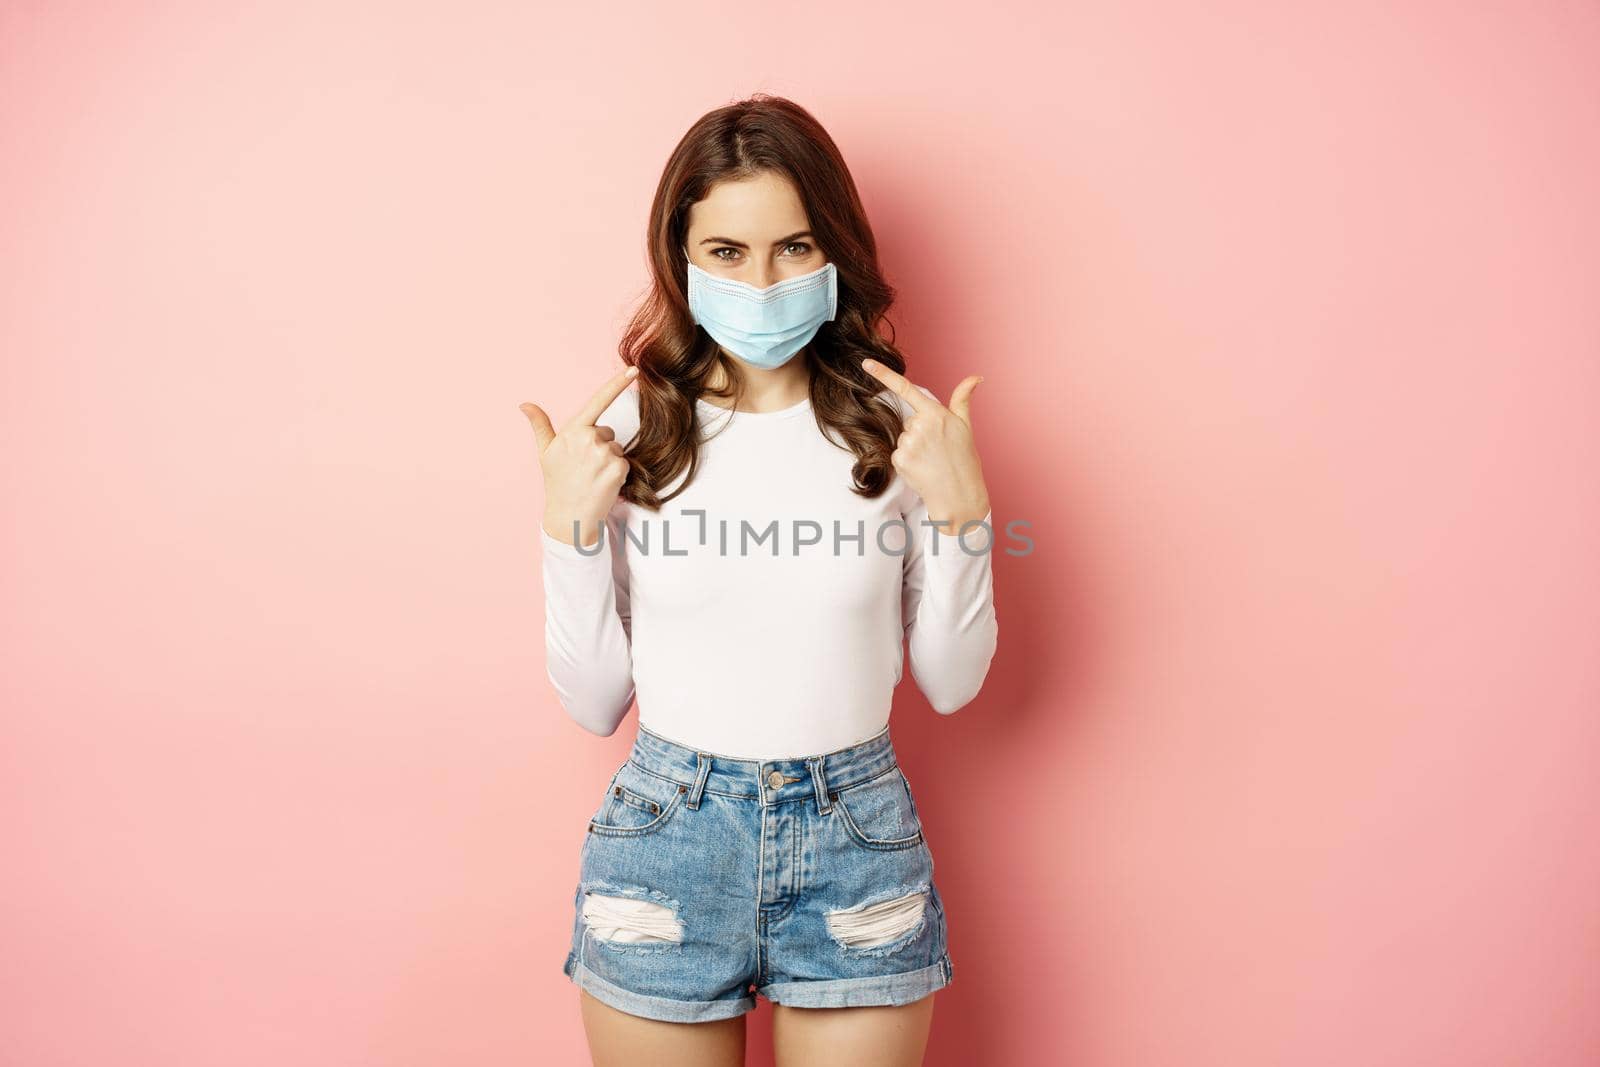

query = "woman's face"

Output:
[[683, 171, 828, 290]]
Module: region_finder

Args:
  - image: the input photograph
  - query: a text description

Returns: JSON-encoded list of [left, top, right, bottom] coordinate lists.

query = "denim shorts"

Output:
[[560, 722, 954, 1022]]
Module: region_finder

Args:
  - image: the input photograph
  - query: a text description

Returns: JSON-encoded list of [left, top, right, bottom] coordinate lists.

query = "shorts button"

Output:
[[766, 770, 784, 789]]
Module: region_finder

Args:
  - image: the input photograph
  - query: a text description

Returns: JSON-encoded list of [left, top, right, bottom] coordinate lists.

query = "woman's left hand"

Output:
[[861, 358, 991, 536]]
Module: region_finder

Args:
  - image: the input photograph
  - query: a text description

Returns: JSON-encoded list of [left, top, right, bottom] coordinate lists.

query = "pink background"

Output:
[[3, 2, 1598, 1065]]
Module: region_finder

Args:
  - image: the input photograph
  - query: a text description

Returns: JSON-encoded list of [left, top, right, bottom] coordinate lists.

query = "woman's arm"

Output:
[[901, 500, 999, 713], [541, 506, 636, 735], [523, 375, 642, 736], [858, 358, 998, 713]]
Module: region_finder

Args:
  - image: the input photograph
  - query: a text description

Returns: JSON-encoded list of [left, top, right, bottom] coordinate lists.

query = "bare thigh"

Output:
[[772, 992, 936, 1067], [578, 988, 747, 1067]]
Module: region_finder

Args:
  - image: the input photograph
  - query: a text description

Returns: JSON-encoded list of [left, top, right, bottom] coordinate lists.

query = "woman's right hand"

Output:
[[520, 365, 639, 548]]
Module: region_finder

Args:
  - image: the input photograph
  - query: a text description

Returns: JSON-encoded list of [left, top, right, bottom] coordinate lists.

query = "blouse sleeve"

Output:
[[541, 508, 636, 736], [901, 497, 1000, 714]]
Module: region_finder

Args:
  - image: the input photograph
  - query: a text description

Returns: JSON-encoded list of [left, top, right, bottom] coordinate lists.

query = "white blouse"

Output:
[[540, 384, 998, 760]]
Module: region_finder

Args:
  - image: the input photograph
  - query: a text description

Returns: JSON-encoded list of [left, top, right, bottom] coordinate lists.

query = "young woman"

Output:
[[520, 95, 999, 1067]]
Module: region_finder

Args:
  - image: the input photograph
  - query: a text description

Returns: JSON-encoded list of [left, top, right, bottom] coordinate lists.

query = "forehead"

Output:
[[686, 172, 810, 237]]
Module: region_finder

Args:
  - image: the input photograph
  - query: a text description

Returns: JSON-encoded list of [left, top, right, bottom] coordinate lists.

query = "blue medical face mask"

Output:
[[683, 251, 838, 370]]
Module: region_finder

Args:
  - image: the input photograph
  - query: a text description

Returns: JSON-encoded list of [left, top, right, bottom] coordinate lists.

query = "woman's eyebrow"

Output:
[[698, 230, 815, 249]]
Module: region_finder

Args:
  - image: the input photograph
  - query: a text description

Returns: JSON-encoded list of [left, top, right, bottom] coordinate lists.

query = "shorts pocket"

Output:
[[587, 760, 687, 839], [831, 767, 924, 852]]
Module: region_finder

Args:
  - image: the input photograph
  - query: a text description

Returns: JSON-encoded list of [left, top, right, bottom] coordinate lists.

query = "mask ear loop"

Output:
[[682, 247, 700, 325]]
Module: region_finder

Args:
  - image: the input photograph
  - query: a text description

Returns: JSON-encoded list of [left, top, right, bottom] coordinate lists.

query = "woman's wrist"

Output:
[[923, 487, 991, 537], [543, 513, 606, 549]]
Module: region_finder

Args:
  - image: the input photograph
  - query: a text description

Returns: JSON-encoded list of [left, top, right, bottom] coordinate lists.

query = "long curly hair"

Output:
[[616, 93, 911, 509]]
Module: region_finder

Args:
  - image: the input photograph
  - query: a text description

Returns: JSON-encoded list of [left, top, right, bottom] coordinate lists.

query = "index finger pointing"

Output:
[[860, 358, 943, 415], [566, 365, 640, 430]]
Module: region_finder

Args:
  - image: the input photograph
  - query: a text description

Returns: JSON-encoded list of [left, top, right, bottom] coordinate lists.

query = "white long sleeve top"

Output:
[[540, 384, 998, 760]]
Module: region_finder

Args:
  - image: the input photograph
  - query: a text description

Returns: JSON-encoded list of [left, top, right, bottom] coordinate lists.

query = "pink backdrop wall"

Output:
[[3, 2, 1597, 1064]]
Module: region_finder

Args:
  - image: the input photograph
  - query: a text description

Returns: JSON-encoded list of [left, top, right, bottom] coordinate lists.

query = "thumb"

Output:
[[519, 402, 556, 453], [947, 375, 983, 430]]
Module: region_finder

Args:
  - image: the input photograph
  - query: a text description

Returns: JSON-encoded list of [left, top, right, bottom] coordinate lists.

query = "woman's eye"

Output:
[[784, 242, 813, 256], [711, 248, 739, 262]]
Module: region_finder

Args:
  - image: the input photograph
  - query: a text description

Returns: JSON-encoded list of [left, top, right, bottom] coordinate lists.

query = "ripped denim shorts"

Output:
[[560, 722, 954, 1022]]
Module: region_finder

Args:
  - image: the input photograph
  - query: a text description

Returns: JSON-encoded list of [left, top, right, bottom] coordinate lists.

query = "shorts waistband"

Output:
[[628, 723, 899, 813]]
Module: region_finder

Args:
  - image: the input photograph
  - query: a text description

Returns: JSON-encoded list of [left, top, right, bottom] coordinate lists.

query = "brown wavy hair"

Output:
[[616, 93, 911, 510]]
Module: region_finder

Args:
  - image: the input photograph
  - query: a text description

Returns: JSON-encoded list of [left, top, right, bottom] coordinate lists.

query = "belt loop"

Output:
[[809, 754, 832, 814], [687, 752, 712, 810]]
